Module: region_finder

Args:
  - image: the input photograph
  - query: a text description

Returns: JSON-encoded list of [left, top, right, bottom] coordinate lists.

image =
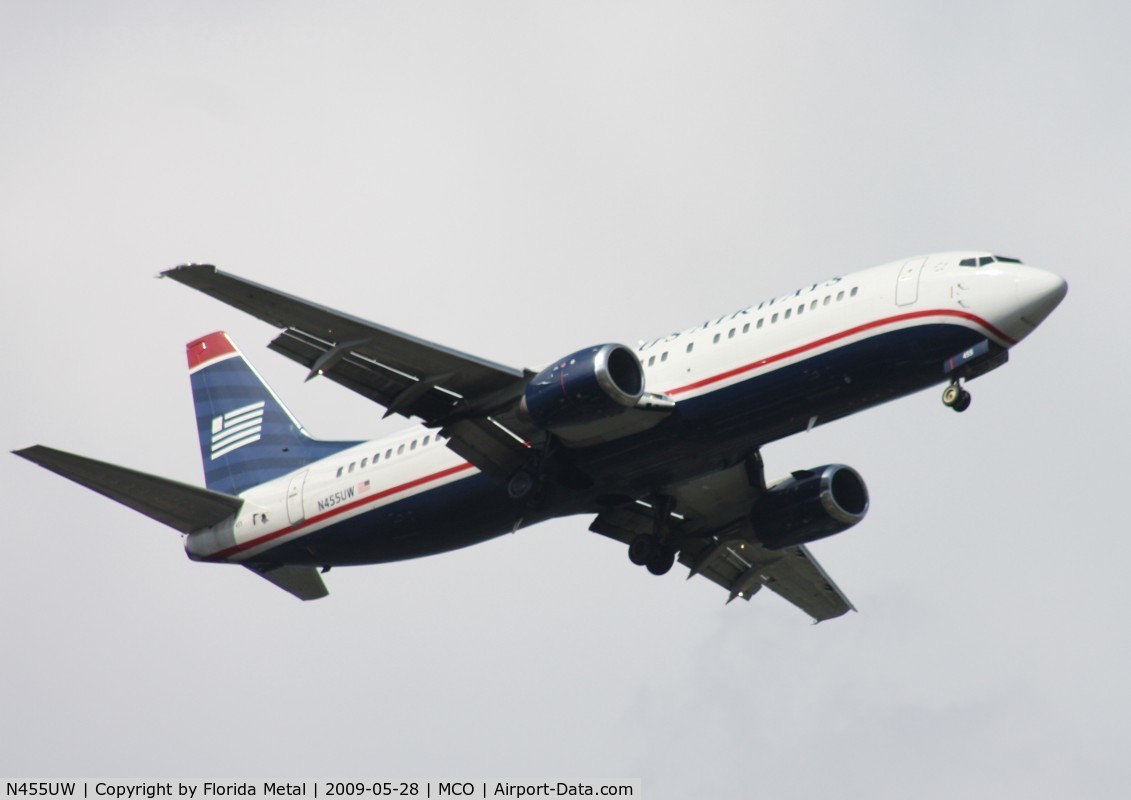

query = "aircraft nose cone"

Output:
[[1015, 267, 1068, 329]]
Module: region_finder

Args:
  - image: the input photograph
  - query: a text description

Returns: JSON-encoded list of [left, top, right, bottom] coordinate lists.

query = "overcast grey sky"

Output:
[[3, 2, 1129, 797]]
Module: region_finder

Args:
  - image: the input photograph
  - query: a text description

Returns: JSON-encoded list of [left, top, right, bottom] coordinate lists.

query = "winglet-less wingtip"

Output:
[[161, 264, 219, 283]]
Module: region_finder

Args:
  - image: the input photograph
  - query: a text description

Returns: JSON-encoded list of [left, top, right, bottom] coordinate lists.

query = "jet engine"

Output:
[[752, 464, 869, 549], [519, 343, 645, 429]]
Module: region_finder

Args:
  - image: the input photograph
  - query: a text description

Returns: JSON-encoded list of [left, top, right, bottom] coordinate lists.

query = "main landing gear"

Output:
[[627, 495, 678, 576], [628, 534, 677, 575], [942, 380, 972, 413]]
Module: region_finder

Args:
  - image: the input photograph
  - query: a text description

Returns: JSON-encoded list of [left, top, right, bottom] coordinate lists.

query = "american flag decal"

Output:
[[210, 401, 266, 460]]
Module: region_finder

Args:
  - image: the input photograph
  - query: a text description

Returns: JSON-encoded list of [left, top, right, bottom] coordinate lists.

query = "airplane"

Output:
[[14, 252, 1067, 621]]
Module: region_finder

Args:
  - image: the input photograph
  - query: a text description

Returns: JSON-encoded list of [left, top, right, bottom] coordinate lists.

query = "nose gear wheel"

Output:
[[942, 380, 972, 413]]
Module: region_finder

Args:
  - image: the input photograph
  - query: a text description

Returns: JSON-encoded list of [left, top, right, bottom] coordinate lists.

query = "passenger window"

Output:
[[728, 328, 735, 338], [742, 323, 750, 334], [423, 435, 431, 446], [824, 296, 830, 306], [784, 308, 792, 319], [797, 304, 804, 315], [336, 467, 343, 478], [361, 458, 368, 468], [385, 449, 393, 459], [837, 291, 845, 301], [410, 440, 417, 451], [661, 351, 668, 362], [397, 444, 405, 455], [348, 462, 355, 474], [772, 313, 779, 323], [648, 356, 655, 366], [850, 287, 858, 297], [373, 453, 380, 464], [686, 342, 694, 353], [810, 300, 818, 310], [713, 333, 721, 344]]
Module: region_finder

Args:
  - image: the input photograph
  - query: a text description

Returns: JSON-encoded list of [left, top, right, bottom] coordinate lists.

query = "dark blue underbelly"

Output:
[[265, 323, 985, 566]]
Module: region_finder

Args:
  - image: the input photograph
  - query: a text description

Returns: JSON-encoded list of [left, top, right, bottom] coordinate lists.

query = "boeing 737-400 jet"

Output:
[[15, 253, 1067, 620]]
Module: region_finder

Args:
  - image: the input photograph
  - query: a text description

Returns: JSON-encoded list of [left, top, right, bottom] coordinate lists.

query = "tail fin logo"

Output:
[[210, 402, 266, 460]]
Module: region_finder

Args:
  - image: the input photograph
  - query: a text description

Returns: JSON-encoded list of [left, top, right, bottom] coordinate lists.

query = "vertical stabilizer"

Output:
[[188, 332, 360, 495]]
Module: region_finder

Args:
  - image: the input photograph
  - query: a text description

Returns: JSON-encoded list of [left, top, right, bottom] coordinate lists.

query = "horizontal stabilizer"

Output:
[[245, 563, 329, 600], [14, 445, 243, 533]]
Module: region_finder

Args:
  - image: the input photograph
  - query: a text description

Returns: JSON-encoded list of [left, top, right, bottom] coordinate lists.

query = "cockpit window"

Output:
[[959, 255, 1009, 268], [994, 255, 1023, 264]]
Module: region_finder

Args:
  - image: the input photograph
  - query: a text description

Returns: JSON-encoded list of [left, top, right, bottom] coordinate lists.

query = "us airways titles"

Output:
[[637, 276, 846, 351]]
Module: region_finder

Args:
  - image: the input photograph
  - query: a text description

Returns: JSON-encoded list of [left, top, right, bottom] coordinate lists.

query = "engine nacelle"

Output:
[[752, 464, 869, 549], [519, 343, 645, 429]]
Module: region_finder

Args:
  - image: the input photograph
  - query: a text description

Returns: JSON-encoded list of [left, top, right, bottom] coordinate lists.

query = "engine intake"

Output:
[[752, 464, 869, 549], [519, 343, 645, 429]]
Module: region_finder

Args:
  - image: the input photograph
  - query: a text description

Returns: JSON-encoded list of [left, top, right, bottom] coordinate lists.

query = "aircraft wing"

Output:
[[162, 264, 533, 479], [589, 461, 855, 622]]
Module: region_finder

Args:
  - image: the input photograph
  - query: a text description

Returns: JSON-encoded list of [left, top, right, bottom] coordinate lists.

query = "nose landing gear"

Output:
[[942, 380, 972, 413]]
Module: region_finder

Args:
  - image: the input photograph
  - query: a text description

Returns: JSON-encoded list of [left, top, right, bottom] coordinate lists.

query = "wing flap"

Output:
[[441, 418, 530, 481], [680, 530, 851, 621], [162, 264, 525, 405], [758, 544, 856, 620], [589, 458, 855, 621], [14, 445, 242, 533], [163, 264, 533, 481], [268, 327, 462, 421]]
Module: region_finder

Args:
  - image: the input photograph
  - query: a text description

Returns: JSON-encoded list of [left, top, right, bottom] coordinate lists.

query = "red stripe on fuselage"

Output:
[[204, 308, 1008, 560], [666, 309, 1014, 396], [204, 461, 476, 562]]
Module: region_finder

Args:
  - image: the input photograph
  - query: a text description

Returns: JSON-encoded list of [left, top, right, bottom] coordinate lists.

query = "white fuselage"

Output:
[[186, 252, 1066, 565]]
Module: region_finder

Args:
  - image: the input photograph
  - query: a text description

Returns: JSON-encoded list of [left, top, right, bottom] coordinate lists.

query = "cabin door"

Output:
[[286, 470, 308, 525], [895, 257, 927, 306]]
